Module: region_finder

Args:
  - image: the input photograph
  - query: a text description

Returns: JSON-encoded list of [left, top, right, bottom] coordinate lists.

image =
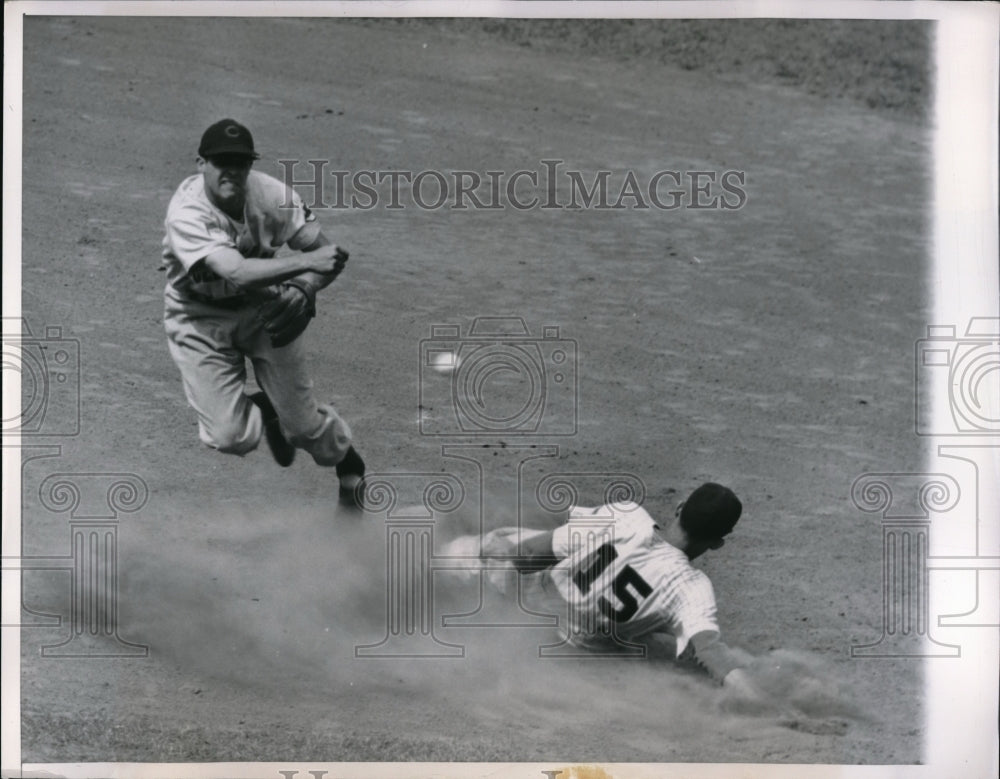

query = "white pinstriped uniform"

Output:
[[542, 502, 720, 654]]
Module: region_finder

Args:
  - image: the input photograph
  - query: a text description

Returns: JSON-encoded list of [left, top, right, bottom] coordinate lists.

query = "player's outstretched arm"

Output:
[[287, 231, 350, 293], [478, 528, 561, 573], [689, 630, 752, 683], [689, 631, 792, 714], [510, 529, 561, 573], [203, 245, 344, 289]]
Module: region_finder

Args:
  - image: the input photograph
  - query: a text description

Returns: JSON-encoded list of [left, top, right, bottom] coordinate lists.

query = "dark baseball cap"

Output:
[[679, 483, 742, 541], [198, 119, 260, 159]]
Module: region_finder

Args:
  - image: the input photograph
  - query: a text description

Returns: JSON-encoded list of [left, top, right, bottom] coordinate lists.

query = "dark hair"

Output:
[[679, 483, 742, 541]]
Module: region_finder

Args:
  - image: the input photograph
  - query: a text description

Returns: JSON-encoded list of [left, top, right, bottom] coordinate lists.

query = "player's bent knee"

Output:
[[215, 438, 258, 456], [207, 433, 258, 456], [203, 418, 261, 456], [288, 403, 352, 466], [306, 449, 343, 467]]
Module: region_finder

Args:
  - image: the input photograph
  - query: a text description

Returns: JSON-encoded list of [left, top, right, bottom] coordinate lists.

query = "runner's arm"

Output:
[[478, 528, 561, 573], [690, 629, 754, 685], [511, 529, 560, 572]]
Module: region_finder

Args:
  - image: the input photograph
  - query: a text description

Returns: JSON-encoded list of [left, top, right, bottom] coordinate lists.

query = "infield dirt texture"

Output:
[[18, 15, 932, 767]]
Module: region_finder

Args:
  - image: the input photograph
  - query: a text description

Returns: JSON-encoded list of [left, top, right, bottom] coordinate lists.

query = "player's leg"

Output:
[[247, 329, 366, 504], [249, 341, 351, 462], [482, 526, 549, 556], [438, 527, 520, 595], [440, 526, 528, 557], [164, 302, 263, 454], [247, 389, 297, 467]]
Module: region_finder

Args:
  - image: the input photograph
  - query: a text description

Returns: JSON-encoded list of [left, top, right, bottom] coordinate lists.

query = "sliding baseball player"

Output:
[[448, 483, 769, 703]]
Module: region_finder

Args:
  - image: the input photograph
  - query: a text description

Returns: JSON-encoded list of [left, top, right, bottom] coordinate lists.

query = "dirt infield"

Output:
[[16, 15, 932, 768], [355, 18, 931, 117]]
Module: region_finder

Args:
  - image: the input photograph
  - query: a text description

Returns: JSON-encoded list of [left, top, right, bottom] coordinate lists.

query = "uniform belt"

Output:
[[184, 291, 254, 309]]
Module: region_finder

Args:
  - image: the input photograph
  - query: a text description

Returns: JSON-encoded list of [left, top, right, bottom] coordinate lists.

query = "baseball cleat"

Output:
[[338, 476, 366, 512], [248, 391, 296, 467], [336, 446, 366, 511]]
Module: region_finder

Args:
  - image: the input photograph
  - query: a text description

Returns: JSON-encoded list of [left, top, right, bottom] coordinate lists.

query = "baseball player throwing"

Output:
[[161, 119, 366, 508], [448, 483, 768, 702]]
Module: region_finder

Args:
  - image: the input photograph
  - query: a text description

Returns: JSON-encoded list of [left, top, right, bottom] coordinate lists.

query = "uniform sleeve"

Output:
[[688, 630, 745, 683], [265, 178, 321, 250], [671, 573, 722, 657], [164, 203, 236, 271], [286, 215, 322, 251]]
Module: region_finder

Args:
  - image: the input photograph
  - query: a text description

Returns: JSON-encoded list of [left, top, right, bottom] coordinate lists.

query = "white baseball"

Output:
[[432, 351, 459, 374]]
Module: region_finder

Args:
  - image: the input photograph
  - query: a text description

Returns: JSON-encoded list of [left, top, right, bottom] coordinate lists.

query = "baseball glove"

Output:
[[258, 278, 317, 348]]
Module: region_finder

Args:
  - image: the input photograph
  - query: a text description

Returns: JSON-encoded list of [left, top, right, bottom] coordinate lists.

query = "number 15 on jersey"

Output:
[[573, 542, 653, 623]]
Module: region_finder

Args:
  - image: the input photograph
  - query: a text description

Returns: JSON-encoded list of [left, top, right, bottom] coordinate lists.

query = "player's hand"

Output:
[[257, 279, 317, 348], [310, 246, 349, 276]]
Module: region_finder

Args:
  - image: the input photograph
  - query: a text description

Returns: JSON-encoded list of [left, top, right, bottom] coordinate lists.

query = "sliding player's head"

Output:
[[675, 483, 742, 559]]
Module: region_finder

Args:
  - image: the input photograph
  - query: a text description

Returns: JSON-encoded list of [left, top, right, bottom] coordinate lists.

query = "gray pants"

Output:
[[164, 289, 352, 466]]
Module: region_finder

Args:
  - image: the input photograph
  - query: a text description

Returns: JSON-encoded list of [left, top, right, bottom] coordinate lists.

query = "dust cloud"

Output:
[[116, 501, 865, 757]]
